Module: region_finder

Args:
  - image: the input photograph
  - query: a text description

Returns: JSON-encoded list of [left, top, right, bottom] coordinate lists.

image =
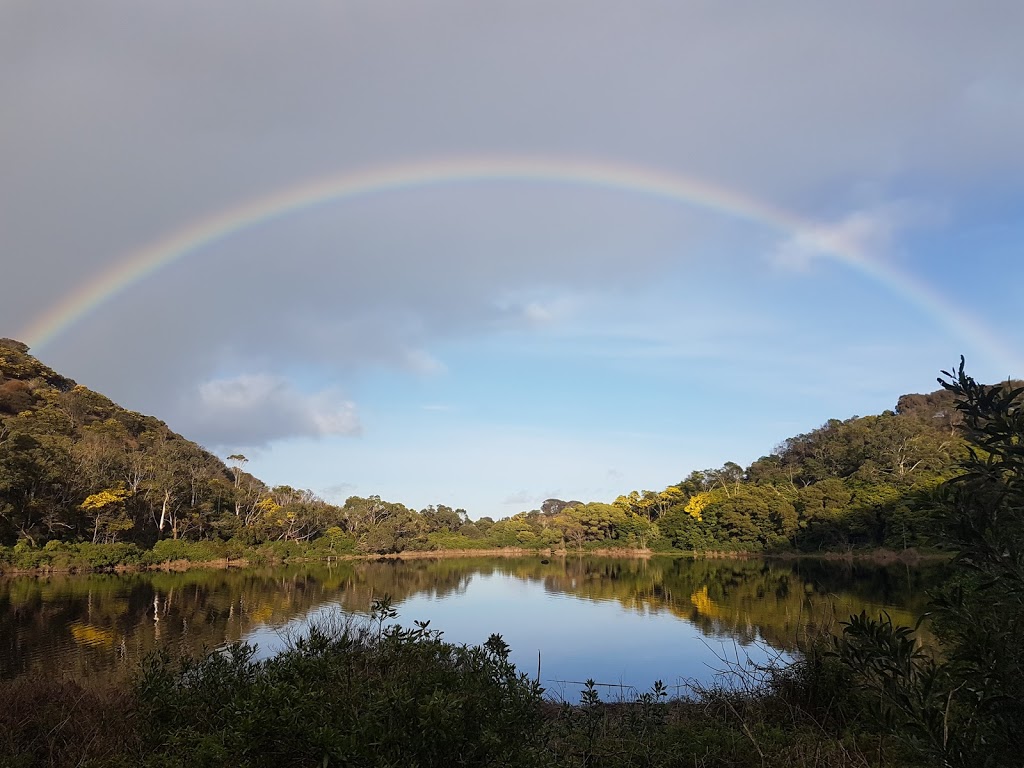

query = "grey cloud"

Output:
[[3, 0, 1023, 432], [29, 182, 704, 414], [501, 491, 535, 506], [5, 3, 1023, 223]]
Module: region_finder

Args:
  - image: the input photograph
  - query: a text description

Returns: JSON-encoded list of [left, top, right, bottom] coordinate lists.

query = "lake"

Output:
[[0, 555, 943, 701]]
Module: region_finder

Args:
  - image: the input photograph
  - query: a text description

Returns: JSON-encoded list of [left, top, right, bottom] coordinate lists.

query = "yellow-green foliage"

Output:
[[684, 490, 725, 522], [80, 488, 130, 511]]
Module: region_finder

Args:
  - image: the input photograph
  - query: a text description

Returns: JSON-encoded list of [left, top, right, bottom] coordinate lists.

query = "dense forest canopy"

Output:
[[1, 338, 1014, 559]]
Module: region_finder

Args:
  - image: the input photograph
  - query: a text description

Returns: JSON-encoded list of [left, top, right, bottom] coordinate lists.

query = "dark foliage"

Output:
[[0, 675, 139, 767], [834, 360, 1024, 767], [135, 597, 547, 768]]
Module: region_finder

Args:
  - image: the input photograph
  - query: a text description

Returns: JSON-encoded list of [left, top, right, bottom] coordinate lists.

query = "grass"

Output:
[[0, 675, 140, 767]]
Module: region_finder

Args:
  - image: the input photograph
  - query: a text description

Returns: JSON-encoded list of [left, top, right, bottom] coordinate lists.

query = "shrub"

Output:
[[425, 531, 493, 550], [135, 598, 547, 767], [0, 541, 146, 571], [834, 361, 1024, 767], [70, 541, 144, 568], [144, 538, 228, 565]]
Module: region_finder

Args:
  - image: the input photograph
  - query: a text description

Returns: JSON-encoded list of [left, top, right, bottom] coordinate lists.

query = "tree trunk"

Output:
[[158, 489, 170, 535]]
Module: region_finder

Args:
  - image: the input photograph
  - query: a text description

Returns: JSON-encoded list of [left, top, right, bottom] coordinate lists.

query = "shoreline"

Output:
[[0, 544, 948, 578], [764, 547, 951, 565]]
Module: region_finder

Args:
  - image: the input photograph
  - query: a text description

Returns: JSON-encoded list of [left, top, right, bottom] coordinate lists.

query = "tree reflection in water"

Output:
[[0, 556, 943, 687]]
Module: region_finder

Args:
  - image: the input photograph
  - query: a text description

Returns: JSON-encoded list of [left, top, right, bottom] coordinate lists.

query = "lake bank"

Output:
[[0, 561, 937, 765], [0, 540, 950, 577], [0, 617, 924, 768], [1, 555, 942, 689], [0, 553, 946, 766]]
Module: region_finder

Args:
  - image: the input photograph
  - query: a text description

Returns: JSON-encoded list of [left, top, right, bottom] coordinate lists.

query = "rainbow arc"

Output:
[[19, 154, 1018, 373]]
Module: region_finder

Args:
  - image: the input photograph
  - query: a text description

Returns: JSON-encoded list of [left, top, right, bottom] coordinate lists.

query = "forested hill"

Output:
[[492, 376, 1021, 553], [1, 338, 1014, 557], [0, 339, 472, 555], [615, 391, 972, 552], [0, 337, 262, 545]]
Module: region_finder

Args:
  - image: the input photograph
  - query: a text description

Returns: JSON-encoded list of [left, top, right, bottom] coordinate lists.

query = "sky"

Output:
[[2, 2, 1023, 519]]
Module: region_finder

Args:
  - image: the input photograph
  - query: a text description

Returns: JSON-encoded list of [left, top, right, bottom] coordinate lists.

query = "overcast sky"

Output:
[[3, 2, 1023, 517]]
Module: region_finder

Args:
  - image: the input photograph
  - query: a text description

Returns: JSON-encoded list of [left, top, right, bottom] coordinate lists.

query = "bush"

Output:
[[143, 538, 228, 565], [0, 541, 143, 571], [7, 541, 53, 569], [135, 598, 547, 767], [68, 541, 144, 569], [0, 599, 921, 767], [425, 531, 494, 550], [310, 526, 358, 555]]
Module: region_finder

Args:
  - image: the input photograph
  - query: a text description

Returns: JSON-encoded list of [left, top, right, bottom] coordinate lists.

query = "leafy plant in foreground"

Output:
[[834, 359, 1024, 767]]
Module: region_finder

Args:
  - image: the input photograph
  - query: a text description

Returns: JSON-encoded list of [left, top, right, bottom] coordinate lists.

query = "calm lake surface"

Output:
[[0, 556, 944, 700]]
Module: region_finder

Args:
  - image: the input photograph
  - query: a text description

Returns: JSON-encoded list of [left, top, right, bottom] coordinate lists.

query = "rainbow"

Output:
[[18, 154, 1019, 372]]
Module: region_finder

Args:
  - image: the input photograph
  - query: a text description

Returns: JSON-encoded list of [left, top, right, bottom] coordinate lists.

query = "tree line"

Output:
[[466, 388, 973, 553], [1, 337, 1007, 558]]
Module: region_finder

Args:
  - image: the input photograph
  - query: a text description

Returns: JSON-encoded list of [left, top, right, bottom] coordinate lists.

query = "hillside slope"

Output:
[[0, 338, 260, 546], [2, 338, 1011, 555]]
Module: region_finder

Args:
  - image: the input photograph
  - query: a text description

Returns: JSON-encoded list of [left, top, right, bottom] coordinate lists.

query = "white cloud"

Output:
[[501, 489, 566, 508], [401, 348, 448, 376], [770, 202, 938, 271], [493, 292, 584, 330], [185, 374, 360, 447], [320, 482, 358, 503], [521, 297, 582, 328], [523, 302, 555, 325]]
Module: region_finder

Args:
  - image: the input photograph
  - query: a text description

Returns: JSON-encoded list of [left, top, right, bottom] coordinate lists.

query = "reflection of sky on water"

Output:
[[3, 558, 937, 686], [244, 571, 790, 702]]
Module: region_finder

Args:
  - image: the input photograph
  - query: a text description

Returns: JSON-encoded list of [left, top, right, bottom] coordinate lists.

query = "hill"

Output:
[[0, 338, 261, 546], [474, 379, 1002, 553], [2, 338, 1012, 558], [0, 339, 474, 557]]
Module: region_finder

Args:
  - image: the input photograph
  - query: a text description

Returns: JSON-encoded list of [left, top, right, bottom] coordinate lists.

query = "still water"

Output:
[[0, 556, 942, 700]]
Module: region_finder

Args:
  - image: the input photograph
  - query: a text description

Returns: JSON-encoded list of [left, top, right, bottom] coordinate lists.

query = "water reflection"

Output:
[[0, 556, 943, 693]]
